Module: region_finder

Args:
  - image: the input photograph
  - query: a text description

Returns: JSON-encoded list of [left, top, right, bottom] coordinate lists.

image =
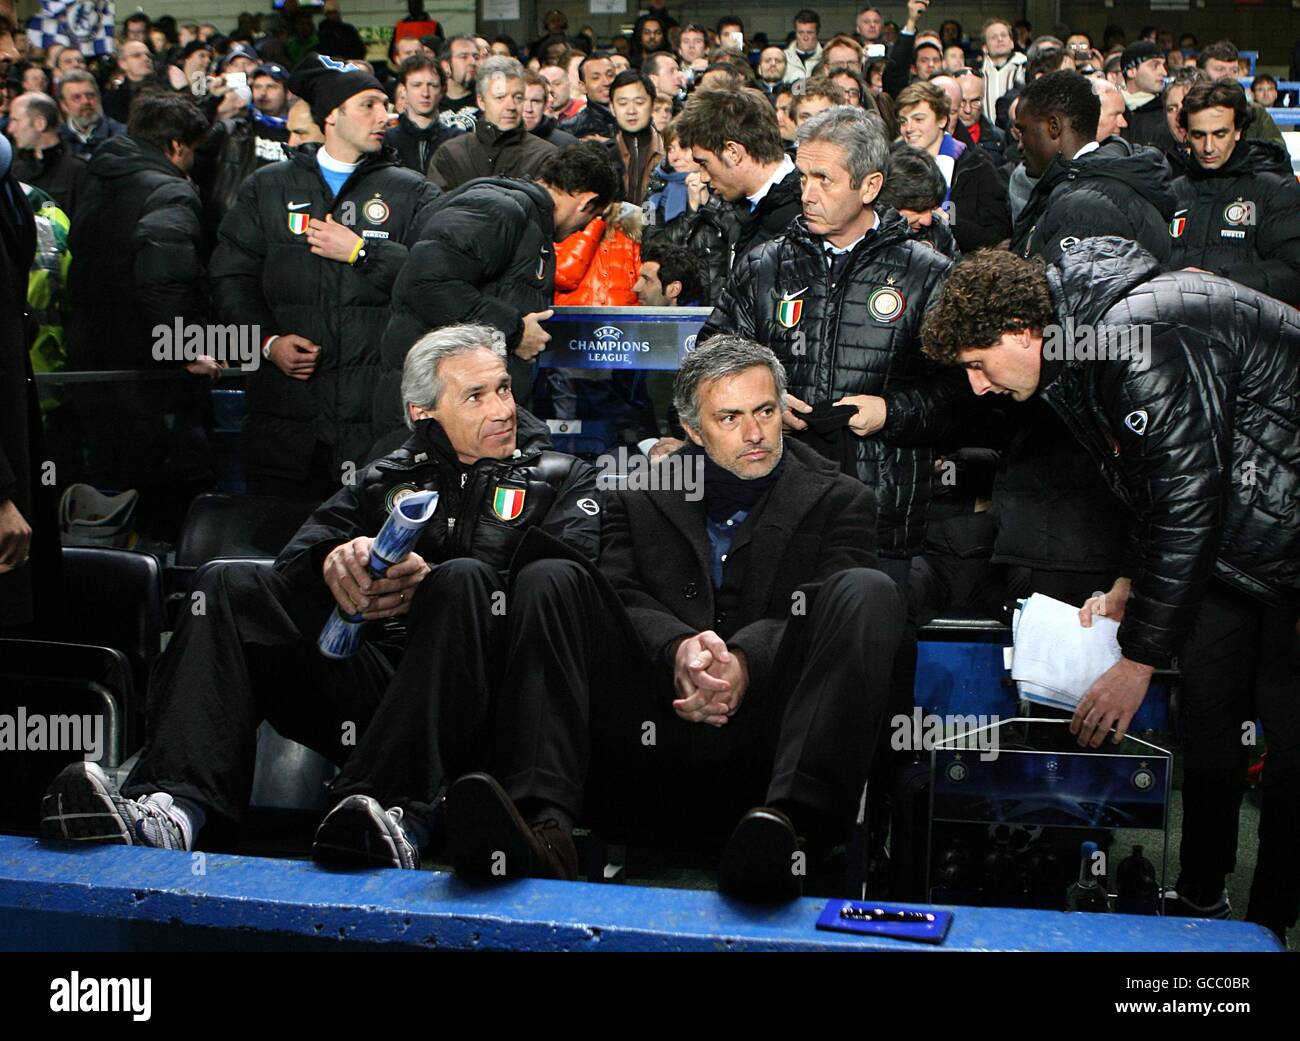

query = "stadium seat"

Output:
[[0, 639, 128, 836], [174, 493, 317, 567], [58, 546, 165, 753]]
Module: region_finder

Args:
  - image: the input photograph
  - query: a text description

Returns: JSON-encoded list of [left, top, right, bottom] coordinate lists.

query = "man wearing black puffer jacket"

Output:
[[43, 325, 607, 875], [1169, 78, 1300, 307], [66, 92, 220, 537], [999, 70, 1177, 610], [375, 143, 616, 430], [924, 240, 1300, 942], [209, 56, 442, 501], [1012, 71, 1177, 265]]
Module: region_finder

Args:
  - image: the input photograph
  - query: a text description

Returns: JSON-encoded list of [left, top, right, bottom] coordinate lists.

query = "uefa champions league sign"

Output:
[[541, 307, 713, 371]]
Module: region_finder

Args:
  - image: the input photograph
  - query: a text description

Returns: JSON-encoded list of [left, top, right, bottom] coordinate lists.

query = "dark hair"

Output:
[[716, 17, 744, 34], [643, 52, 678, 80], [675, 84, 784, 163], [1180, 77, 1252, 131], [1018, 69, 1100, 139], [128, 90, 209, 151], [399, 53, 442, 87], [829, 66, 868, 102], [124, 12, 150, 29], [1252, 72, 1277, 91], [578, 51, 612, 81], [921, 251, 1054, 365], [880, 141, 946, 213], [794, 9, 820, 28], [1197, 40, 1238, 69], [1027, 48, 1067, 81], [610, 69, 654, 100], [492, 34, 519, 55], [641, 239, 703, 305], [680, 23, 708, 40], [537, 142, 618, 210]]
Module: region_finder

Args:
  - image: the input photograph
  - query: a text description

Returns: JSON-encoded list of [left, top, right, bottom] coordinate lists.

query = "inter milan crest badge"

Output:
[[1223, 199, 1256, 227], [492, 486, 526, 521], [868, 286, 906, 322], [776, 288, 807, 328], [363, 197, 390, 224], [384, 483, 420, 514]]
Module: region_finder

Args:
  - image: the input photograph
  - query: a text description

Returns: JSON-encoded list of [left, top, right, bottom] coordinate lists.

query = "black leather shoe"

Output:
[[718, 806, 802, 903], [445, 773, 578, 882]]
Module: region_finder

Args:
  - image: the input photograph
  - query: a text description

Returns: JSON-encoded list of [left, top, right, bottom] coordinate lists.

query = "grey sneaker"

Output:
[[1161, 887, 1232, 919], [312, 795, 420, 870], [41, 762, 192, 850]]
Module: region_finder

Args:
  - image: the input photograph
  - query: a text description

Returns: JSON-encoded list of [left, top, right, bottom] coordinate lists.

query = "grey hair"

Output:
[[401, 323, 508, 429], [673, 334, 787, 432], [476, 55, 525, 97], [796, 105, 889, 188], [56, 69, 100, 99]]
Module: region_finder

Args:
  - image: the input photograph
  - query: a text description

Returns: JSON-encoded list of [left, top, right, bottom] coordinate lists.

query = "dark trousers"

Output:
[[1174, 581, 1300, 930], [495, 566, 906, 843], [123, 556, 583, 829]]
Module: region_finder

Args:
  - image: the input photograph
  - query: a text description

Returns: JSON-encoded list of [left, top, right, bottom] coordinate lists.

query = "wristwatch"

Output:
[[351, 244, 369, 270]]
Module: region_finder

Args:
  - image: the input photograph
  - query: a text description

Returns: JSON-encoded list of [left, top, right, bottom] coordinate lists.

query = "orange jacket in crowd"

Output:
[[553, 203, 643, 307]]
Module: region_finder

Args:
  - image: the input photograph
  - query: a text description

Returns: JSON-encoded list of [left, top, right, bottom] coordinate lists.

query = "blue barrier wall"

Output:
[[0, 837, 1281, 952]]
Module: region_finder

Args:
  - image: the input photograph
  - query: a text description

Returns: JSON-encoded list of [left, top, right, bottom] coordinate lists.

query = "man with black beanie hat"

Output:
[[1118, 40, 1175, 152], [209, 54, 442, 501]]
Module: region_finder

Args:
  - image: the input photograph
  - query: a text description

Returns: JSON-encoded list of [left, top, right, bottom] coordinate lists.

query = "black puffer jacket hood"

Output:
[[376, 177, 558, 430], [1168, 136, 1293, 181], [1067, 136, 1178, 216], [85, 133, 186, 181], [1035, 236, 1300, 667], [1012, 137, 1177, 265]]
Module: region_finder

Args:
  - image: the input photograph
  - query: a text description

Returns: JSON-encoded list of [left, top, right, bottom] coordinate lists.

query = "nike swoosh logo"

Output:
[[780, 287, 809, 302], [287, 202, 311, 210]]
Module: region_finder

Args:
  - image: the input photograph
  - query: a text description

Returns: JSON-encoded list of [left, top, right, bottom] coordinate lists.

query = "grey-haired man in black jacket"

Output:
[[42, 325, 605, 874]]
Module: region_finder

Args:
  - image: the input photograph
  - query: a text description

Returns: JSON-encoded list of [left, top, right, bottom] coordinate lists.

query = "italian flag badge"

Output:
[[288, 212, 310, 235], [492, 486, 526, 521]]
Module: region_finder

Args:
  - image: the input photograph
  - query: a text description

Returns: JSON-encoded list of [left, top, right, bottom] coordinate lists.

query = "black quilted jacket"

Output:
[[275, 414, 600, 604], [702, 209, 958, 559], [1037, 237, 1300, 668], [1012, 136, 1177, 265]]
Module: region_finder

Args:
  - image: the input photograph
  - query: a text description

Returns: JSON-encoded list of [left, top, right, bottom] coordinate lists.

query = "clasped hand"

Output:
[[672, 631, 748, 727]]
